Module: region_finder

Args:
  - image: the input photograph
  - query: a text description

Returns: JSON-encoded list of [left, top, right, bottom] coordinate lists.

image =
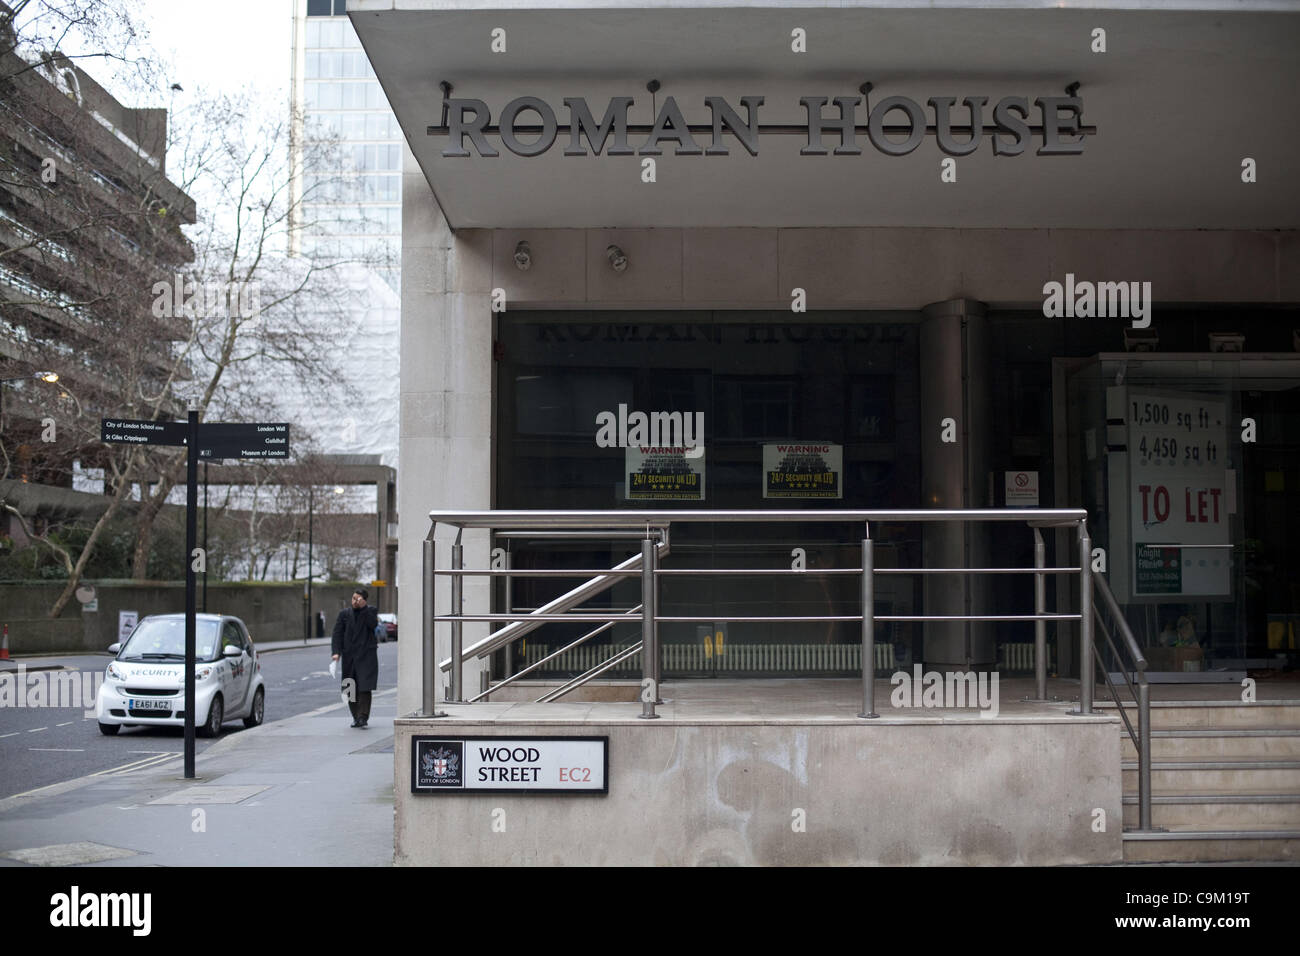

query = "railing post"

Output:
[[639, 531, 659, 719], [1138, 678, 1152, 830], [448, 534, 465, 703], [422, 536, 445, 717], [858, 529, 878, 719], [652, 533, 664, 704], [1077, 522, 1093, 715], [503, 541, 513, 680], [1033, 527, 1047, 701]]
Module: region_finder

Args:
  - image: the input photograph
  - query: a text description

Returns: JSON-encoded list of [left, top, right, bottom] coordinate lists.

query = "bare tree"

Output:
[[122, 89, 373, 580], [1, 7, 379, 614]]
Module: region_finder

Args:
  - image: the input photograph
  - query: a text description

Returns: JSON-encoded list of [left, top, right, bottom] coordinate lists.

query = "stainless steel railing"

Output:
[[421, 509, 1098, 721], [1091, 564, 1155, 832]]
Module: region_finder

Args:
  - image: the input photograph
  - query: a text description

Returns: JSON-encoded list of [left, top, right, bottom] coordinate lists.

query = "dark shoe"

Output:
[[359, 718, 368, 728], [350, 718, 360, 727]]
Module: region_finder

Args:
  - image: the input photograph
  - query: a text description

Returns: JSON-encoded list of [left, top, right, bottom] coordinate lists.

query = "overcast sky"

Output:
[[136, 0, 290, 104]]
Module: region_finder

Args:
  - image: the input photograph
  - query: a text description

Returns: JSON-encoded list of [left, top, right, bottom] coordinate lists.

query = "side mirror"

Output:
[[107, 642, 121, 654], [222, 645, 242, 657]]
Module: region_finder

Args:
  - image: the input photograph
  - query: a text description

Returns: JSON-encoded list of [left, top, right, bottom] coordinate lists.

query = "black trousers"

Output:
[[348, 690, 373, 721]]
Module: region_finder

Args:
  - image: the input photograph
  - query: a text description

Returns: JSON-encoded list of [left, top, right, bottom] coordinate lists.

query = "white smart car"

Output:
[[96, 613, 266, 737]]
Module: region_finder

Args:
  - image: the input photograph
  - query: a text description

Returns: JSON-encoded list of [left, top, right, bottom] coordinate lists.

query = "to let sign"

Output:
[[411, 736, 608, 794], [1127, 390, 1230, 598]]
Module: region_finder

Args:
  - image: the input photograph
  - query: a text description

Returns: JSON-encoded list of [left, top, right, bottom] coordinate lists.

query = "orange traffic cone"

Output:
[[0, 624, 9, 660]]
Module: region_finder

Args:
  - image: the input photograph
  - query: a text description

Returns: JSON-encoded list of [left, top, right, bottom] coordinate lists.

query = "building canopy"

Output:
[[349, 1, 1300, 230]]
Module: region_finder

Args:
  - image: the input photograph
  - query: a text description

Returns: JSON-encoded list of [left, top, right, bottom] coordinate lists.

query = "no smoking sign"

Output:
[[1005, 470, 1039, 507]]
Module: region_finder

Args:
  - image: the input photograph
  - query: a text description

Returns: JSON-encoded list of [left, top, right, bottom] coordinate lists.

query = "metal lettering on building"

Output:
[[433, 94, 1090, 158]]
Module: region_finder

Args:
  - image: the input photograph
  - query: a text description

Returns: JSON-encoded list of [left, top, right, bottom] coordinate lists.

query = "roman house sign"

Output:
[[431, 92, 1093, 158]]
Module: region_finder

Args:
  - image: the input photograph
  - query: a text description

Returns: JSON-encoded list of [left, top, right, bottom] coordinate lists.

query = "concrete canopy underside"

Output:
[[351, 2, 1300, 229]]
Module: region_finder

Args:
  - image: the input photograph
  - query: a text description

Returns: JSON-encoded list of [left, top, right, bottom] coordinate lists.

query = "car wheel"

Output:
[[98, 722, 120, 736], [243, 687, 265, 728], [198, 694, 223, 738]]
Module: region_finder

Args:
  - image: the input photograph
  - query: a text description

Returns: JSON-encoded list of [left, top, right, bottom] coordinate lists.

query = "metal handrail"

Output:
[[1095, 572, 1148, 670], [1091, 567, 1153, 832], [435, 538, 670, 674], [430, 508, 1088, 529], [537, 642, 645, 703], [467, 605, 643, 703], [422, 508, 1097, 721]]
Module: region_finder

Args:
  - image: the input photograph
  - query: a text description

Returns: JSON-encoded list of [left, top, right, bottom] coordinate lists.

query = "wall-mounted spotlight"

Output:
[[1122, 327, 1158, 352], [1209, 332, 1244, 353], [513, 240, 531, 271], [606, 244, 628, 274], [1065, 81, 1081, 97]]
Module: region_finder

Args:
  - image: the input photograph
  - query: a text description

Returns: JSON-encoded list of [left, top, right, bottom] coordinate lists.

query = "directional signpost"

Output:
[[102, 416, 290, 777], [195, 422, 290, 461]]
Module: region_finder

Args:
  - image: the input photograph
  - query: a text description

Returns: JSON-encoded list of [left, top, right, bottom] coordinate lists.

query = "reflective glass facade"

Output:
[[492, 308, 1300, 680]]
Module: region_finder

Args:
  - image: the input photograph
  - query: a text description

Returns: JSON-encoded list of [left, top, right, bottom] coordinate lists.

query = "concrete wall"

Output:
[[481, 227, 1300, 309], [393, 717, 1123, 865], [0, 582, 375, 655], [398, 142, 494, 715]]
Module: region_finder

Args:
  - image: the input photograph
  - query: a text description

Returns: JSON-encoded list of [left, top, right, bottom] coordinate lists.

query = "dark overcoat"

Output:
[[332, 604, 380, 693]]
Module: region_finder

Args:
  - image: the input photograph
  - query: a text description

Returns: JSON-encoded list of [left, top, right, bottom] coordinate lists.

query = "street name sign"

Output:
[[411, 736, 608, 794]]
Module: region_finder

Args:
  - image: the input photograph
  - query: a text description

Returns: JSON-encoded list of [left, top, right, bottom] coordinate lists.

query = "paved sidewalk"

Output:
[[0, 686, 395, 867]]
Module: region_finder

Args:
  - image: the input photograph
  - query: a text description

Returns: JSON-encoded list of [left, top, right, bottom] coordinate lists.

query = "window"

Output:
[[321, 19, 344, 46], [222, 621, 245, 653], [307, 0, 331, 16]]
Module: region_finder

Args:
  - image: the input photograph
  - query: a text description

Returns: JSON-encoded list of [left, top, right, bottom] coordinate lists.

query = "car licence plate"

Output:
[[128, 699, 171, 711]]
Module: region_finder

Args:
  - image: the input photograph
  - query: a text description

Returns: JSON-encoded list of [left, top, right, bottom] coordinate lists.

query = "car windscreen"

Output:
[[119, 619, 221, 662]]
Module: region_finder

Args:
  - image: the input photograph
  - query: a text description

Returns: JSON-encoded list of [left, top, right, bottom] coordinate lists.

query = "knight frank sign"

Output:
[[436, 93, 1090, 158]]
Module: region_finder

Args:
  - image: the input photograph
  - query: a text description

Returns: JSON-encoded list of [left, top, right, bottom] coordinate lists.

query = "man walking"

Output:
[[331, 588, 379, 728]]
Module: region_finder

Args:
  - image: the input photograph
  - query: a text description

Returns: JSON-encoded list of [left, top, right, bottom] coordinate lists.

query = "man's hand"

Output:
[[332, 654, 340, 661]]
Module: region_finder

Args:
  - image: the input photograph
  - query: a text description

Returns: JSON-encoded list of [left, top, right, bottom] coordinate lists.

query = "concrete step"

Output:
[[1122, 792, 1300, 828], [1121, 728, 1300, 760], [1099, 699, 1300, 730], [1122, 759, 1300, 791], [1122, 826, 1300, 863]]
